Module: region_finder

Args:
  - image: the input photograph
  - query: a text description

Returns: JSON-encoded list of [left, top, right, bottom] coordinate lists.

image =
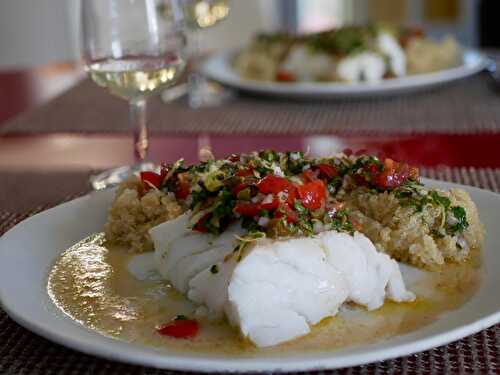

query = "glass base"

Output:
[[188, 73, 233, 109], [160, 82, 189, 102], [90, 162, 156, 191]]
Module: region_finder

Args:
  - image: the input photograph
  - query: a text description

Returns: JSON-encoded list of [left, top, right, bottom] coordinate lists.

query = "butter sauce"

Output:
[[47, 233, 480, 357]]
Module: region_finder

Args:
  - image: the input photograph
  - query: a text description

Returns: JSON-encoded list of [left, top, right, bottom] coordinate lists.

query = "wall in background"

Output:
[[0, 0, 479, 70], [0, 0, 79, 69], [194, 0, 280, 52], [406, 0, 479, 46], [0, 0, 279, 69], [356, 0, 479, 46]]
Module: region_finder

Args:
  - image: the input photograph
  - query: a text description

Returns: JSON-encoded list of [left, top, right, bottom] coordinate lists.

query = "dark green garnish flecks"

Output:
[[448, 206, 469, 235], [394, 184, 469, 236]]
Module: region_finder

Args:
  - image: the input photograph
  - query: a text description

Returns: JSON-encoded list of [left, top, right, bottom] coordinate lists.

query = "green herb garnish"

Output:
[[448, 206, 469, 235]]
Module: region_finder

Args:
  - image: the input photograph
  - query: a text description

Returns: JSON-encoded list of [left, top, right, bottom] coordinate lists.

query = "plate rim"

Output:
[[0, 179, 499, 372], [200, 48, 489, 99]]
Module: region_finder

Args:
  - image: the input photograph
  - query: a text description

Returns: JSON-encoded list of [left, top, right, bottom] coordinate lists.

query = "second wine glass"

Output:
[[182, 0, 231, 108]]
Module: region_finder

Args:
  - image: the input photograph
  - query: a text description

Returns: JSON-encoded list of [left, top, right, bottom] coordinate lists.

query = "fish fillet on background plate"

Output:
[[150, 213, 415, 347]]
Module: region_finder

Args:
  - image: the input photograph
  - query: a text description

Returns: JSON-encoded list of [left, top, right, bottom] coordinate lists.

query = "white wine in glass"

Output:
[[88, 55, 185, 101], [81, 0, 186, 186]]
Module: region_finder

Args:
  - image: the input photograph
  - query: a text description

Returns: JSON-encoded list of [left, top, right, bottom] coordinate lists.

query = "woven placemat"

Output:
[[0, 167, 499, 374], [0, 171, 92, 215], [1, 71, 500, 136]]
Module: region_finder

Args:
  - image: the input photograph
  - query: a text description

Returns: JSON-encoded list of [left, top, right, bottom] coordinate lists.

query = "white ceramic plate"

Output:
[[0, 179, 499, 372], [201, 49, 489, 99]]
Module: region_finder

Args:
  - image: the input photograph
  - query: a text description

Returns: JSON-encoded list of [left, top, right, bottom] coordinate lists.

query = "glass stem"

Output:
[[188, 30, 203, 108], [191, 29, 202, 67], [130, 98, 148, 162]]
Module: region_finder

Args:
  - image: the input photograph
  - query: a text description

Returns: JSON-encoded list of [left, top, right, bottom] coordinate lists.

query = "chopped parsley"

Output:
[[448, 206, 469, 235], [393, 184, 469, 236]]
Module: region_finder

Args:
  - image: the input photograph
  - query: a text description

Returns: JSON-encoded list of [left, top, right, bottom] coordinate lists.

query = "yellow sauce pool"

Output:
[[47, 233, 481, 357]]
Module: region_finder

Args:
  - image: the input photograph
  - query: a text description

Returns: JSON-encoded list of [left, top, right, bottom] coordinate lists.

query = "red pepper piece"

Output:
[[157, 318, 199, 339], [343, 148, 353, 156], [259, 197, 280, 211], [257, 175, 293, 194], [159, 164, 169, 180], [274, 204, 298, 223], [372, 159, 419, 189], [175, 172, 190, 200], [302, 169, 318, 182], [317, 164, 338, 179], [284, 185, 298, 207], [350, 217, 363, 232], [408, 166, 419, 180], [232, 183, 249, 195], [276, 71, 296, 82], [235, 168, 254, 177], [399, 27, 424, 47], [227, 154, 240, 162], [258, 175, 298, 208], [193, 213, 211, 233], [234, 202, 261, 217], [140, 171, 163, 191], [297, 180, 326, 210]]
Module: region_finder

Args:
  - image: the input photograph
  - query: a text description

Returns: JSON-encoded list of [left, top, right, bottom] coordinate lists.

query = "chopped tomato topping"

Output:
[[297, 180, 326, 210], [343, 148, 353, 156], [193, 213, 211, 233], [140, 171, 162, 190], [234, 202, 260, 217], [257, 175, 293, 195], [232, 183, 249, 195], [302, 169, 318, 182], [284, 186, 298, 207], [157, 318, 199, 339], [371, 159, 419, 189], [316, 164, 338, 179], [175, 173, 191, 200], [274, 204, 298, 223], [276, 71, 296, 82], [259, 197, 280, 211], [399, 27, 424, 47], [350, 217, 363, 231], [227, 154, 240, 162], [235, 168, 254, 177], [159, 164, 169, 179], [366, 163, 381, 175], [408, 166, 419, 180]]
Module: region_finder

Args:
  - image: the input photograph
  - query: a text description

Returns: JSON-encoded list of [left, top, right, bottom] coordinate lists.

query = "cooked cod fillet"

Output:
[[150, 213, 414, 347]]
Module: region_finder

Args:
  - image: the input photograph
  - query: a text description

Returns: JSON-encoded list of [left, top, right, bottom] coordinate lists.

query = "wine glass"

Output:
[[81, 0, 187, 189], [161, 0, 231, 107]]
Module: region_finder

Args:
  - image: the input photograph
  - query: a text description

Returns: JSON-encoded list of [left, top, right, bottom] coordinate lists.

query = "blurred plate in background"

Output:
[[201, 49, 488, 99]]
